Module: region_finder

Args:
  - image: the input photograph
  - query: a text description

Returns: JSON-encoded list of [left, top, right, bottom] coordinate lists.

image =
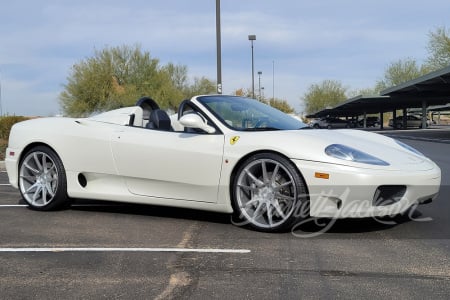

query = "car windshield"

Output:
[[197, 95, 307, 131]]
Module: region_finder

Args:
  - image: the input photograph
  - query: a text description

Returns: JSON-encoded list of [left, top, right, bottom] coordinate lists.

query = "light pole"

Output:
[[216, 0, 222, 94], [0, 68, 2, 116], [272, 60, 275, 100], [248, 34, 256, 98], [257, 71, 262, 101]]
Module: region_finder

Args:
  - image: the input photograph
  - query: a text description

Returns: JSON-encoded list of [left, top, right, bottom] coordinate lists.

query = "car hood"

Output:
[[228, 129, 436, 171]]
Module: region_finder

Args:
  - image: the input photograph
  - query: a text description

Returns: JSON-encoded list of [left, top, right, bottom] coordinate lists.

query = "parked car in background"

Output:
[[357, 116, 380, 128], [388, 115, 428, 129], [309, 117, 351, 129], [309, 118, 322, 128]]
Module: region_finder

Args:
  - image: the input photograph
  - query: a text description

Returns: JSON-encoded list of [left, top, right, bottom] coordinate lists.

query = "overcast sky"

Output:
[[1, 0, 449, 116]]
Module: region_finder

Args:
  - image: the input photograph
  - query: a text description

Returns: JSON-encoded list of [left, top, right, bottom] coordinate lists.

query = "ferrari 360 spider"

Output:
[[5, 95, 441, 232]]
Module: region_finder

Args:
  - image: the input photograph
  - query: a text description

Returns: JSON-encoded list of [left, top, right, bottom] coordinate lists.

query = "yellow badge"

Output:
[[230, 136, 240, 145]]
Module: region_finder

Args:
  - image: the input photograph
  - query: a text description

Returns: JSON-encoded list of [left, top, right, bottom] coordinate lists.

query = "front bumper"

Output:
[[294, 159, 441, 218]]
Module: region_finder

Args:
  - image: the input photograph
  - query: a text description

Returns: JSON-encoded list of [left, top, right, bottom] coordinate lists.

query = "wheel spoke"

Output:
[[24, 162, 39, 174], [20, 175, 36, 184], [32, 186, 42, 202], [42, 154, 48, 173], [276, 193, 295, 202], [273, 200, 287, 219], [33, 153, 43, 171], [266, 203, 273, 226], [273, 180, 293, 191], [238, 184, 258, 193], [261, 161, 269, 183], [242, 198, 260, 208], [244, 169, 264, 187], [42, 185, 47, 201], [45, 182, 55, 197], [25, 182, 39, 193], [270, 164, 280, 184], [252, 202, 264, 220], [48, 164, 56, 173]]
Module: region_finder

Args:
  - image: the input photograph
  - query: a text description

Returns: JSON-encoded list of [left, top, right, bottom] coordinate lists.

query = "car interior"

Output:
[[130, 96, 211, 133]]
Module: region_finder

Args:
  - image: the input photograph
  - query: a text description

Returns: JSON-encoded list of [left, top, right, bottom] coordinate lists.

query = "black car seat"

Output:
[[146, 109, 173, 131], [136, 97, 160, 127]]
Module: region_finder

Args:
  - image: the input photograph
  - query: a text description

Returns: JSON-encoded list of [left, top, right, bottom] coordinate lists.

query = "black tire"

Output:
[[231, 153, 308, 232], [313, 124, 320, 129], [18, 146, 69, 211]]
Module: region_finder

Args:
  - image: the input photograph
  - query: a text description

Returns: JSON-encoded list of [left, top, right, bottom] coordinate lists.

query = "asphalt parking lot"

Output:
[[0, 129, 449, 299]]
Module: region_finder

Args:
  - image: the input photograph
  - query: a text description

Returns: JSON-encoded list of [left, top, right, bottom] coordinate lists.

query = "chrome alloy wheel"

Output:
[[19, 151, 59, 207], [235, 158, 299, 229]]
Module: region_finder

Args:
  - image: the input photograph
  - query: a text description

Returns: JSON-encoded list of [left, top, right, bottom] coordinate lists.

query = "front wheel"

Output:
[[18, 146, 69, 211], [232, 153, 308, 232]]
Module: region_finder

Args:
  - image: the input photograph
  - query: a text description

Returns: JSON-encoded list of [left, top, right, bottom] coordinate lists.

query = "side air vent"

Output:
[[373, 185, 406, 206], [78, 173, 87, 188]]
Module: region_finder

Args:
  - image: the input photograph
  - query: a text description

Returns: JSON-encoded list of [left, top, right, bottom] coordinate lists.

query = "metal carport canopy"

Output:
[[306, 65, 450, 118], [306, 96, 391, 118], [380, 65, 450, 106]]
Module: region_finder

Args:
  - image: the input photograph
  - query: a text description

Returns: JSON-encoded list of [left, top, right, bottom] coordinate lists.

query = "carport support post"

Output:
[[393, 109, 397, 129], [363, 111, 367, 128], [422, 100, 427, 128], [379, 112, 384, 129], [402, 108, 407, 129]]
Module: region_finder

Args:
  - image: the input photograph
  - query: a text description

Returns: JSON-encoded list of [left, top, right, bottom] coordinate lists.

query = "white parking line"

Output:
[[0, 184, 11, 186], [0, 247, 251, 253]]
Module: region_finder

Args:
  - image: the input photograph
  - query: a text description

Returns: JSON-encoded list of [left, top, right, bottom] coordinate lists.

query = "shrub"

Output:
[[0, 116, 29, 140], [0, 116, 29, 161], [0, 139, 7, 161]]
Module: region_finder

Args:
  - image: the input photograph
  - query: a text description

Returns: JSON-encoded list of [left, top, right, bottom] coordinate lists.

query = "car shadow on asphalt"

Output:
[[19, 198, 426, 236], [69, 199, 232, 225], [290, 208, 425, 237]]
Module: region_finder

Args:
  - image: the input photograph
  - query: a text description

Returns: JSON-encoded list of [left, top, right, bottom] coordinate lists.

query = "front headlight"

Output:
[[325, 144, 389, 166], [395, 140, 425, 157]]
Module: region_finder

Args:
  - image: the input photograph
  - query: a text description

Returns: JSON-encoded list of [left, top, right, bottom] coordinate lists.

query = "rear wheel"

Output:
[[18, 146, 69, 210], [232, 153, 308, 232]]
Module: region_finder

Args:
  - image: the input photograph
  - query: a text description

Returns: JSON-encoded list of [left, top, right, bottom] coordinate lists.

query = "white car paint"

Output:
[[5, 95, 441, 222]]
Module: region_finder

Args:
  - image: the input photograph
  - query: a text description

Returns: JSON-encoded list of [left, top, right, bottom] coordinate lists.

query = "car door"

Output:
[[110, 127, 225, 203], [408, 115, 421, 128]]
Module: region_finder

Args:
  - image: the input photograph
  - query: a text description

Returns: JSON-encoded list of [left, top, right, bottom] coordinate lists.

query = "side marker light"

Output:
[[315, 172, 329, 179]]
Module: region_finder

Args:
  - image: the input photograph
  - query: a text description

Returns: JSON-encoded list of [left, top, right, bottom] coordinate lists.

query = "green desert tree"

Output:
[[302, 80, 347, 115], [425, 26, 450, 71], [375, 58, 430, 92], [183, 77, 217, 98], [60, 45, 183, 116]]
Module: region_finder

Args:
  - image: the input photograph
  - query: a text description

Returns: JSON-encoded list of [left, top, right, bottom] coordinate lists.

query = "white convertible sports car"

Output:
[[5, 95, 441, 232]]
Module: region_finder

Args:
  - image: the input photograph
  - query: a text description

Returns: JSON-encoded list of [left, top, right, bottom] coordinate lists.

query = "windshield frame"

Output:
[[196, 95, 307, 131]]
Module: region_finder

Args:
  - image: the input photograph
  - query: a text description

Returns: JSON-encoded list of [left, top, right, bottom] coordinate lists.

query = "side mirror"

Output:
[[179, 113, 216, 134]]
